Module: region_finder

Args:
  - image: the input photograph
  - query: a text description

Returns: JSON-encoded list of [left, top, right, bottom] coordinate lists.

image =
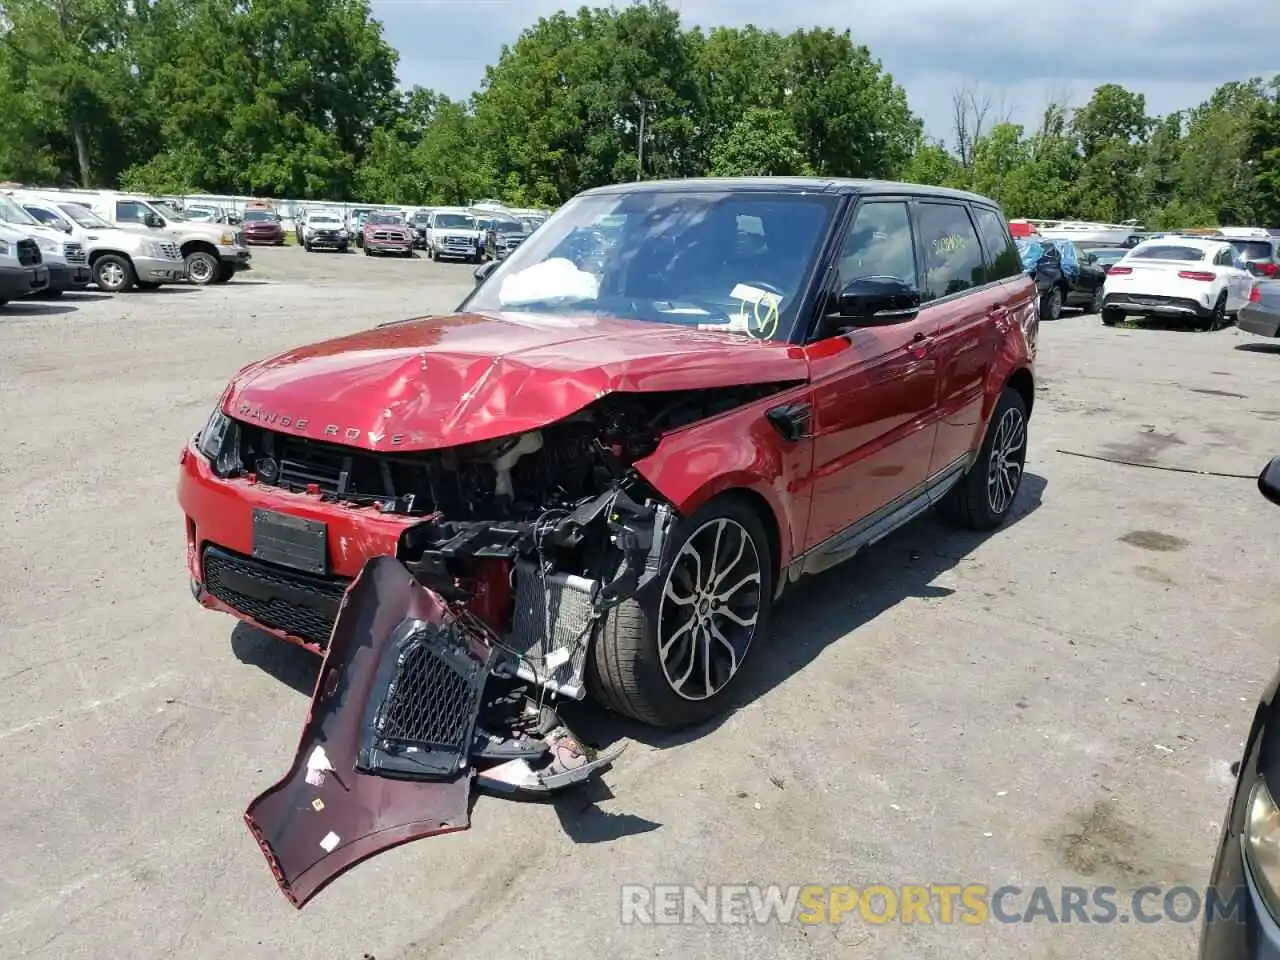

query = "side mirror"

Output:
[[1260, 456, 1280, 506], [827, 276, 921, 330], [1084, 253, 1098, 264], [474, 260, 498, 285], [58, 220, 73, 233], [144, 212, 164, 228]]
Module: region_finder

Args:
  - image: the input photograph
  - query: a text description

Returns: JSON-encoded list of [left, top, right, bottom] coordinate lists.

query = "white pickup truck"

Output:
[[16, 195, 187, 292], [0, 222, 50, 306], [87, 194, 252, 285], [0, 193, 90, 296], [424, 208, 483, 262]]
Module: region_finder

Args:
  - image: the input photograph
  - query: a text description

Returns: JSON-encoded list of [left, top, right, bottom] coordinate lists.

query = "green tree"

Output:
[[709, 107, 812, 176]]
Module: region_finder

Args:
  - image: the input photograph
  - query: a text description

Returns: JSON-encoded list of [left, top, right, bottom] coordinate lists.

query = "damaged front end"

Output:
[[244, 388, 793, 907]]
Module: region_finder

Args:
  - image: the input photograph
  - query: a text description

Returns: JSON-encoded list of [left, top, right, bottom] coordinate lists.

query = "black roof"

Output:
[[582, 176, 996, 206]]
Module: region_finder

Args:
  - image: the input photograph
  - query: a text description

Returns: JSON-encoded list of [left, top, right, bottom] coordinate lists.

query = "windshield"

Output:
[[434, 213, 476, 229], [1229, 239, 1274, 260], [494, 220, 524, 234], [151, 202, 185, 221], [310, 215, 340, 225], [368, 213, 403, 225], [0, 193, 39, 226], [60, 203, 109, 228], [464, 188, 841, 341], [1130, 245, 1206, 261], [244, 210, 278, 222]]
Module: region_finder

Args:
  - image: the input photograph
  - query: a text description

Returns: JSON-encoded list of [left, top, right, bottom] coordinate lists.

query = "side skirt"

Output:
[[779, 453, 973, 592]]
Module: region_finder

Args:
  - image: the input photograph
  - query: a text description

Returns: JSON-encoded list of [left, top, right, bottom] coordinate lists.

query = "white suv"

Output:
[[1101, 236, 1255, 331], [0, 223, 50, 306]]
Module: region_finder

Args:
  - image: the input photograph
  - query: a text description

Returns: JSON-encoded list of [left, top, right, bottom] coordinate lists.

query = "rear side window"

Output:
[[916, 202, 985, 300], [972, 206, 1022, 281], [1130, 245, 1206, 261]]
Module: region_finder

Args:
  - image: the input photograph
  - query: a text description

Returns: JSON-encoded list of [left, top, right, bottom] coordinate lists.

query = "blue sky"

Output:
[[372, 0, 1279, 144]]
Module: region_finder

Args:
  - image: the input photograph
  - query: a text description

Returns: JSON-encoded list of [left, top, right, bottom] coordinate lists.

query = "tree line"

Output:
[[1, 0, 1277, 226]]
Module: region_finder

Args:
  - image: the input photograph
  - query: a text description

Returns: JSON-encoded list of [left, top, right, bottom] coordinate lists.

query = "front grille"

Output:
[[360, 619, 490, 780], [159, 241, 180, 260], [63, 242, 86, 265], [202, 546, 347, 647], [16, 239, 40, 266]]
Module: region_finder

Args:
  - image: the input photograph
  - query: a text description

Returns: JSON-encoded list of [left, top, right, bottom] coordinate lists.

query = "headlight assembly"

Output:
[[196, 406, 241, 476], [220, 232, 235, 246], [0, 240, 9, 256], [1244, 778, 1280, 918], [37, 237, 60, 254]]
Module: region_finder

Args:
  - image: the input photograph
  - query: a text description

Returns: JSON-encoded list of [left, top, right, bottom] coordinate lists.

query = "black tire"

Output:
[[1089, 285, 1104, 314], [135, 281, 161, 291], [211, 262, 235, 284], [1040, 285, 1063, 321], [304, 241, 312, 252], [587, 495, 774, 728], [38, 288, 64, 299], [1101, 307, 1124, 326], [184, 250, 219, 285], [429, 248, 439, 262], [93, 254, 136, 293], [938, 387, 1029, 531], [363, 246, 372, 256], [1202, 292, 1228, 332]]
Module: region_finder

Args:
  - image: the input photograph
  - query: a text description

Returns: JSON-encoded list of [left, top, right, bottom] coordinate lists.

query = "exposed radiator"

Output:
[[510, 560, 597, 699]]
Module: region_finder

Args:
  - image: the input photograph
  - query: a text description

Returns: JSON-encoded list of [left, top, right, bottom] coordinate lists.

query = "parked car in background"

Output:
[[242, 210, 285, 246], [185, 203, 235, 225], [481, 214, 528, 261], [409, 208, 434, 248], [0, 192, 90, 297], [17, 196, 186, 291], [425, 208, 482, 261], [1101, 237, 1254, 330], [0, 222, 49, 305], [301, 211, 349, 253], [1225, 234, 1279, 279], [1199, 456, 1280, 959], [1077, 246, 1129, 273], [361, 211, 413, 256], [1237, 280, 1280, 339], [87, 194, 250, 285], [346, 209, 373, 243], [178, 176, 1038, 736], [1016, 236, 1106, 319]]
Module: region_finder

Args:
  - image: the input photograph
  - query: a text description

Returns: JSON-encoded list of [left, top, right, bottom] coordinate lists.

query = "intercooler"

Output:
[[510, 560, 597, 699]]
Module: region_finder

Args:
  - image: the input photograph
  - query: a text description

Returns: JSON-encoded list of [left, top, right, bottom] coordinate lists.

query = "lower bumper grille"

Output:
[[202, 546, 348, 647]]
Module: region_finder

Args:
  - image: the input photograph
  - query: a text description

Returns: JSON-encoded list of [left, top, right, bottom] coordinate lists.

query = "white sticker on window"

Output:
[[319, 831, 340, 853], [729, 283, 782, 309]]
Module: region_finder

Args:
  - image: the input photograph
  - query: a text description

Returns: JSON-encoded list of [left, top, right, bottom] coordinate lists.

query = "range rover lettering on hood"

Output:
[[235, 404, 424, 445]]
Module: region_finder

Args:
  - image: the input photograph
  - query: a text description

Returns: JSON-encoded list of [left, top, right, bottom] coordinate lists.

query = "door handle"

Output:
[[907, 333, 933, 358]]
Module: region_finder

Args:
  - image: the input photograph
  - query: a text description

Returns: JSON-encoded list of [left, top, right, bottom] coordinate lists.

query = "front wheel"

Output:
[[185, 251, 219, 285], [588, 496, 773, 728], [211, 262, 235, 284], [93, 254, 136, 293], [938, 387, 1029, 531], [1089, 285, 1104, 314], [1040, 285, 1064, 322]]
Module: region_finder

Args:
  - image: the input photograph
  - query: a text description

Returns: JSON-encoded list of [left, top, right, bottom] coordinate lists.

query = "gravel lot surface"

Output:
[[3, 246, 1280, 959]]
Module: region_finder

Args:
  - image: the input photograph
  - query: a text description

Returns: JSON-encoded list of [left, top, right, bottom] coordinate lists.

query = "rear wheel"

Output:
[[938, 387, 1029, 531], [1040, 285, 1064, 321], [1089, 285, 1104, 314], [588, 496, 773, 728], [1101, 307, 1124, 326], [1202, 292, 1228, 332], [93, 254, 136, 293]]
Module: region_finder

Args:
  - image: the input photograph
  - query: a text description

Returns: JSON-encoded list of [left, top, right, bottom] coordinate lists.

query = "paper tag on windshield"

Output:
[[730, 283, 782, 309]]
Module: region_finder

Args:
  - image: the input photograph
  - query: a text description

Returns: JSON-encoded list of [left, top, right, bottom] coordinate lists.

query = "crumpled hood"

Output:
[[223, 312, 809, 451]]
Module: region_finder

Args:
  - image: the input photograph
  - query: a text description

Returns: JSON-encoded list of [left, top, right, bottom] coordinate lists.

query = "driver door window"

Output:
[[116, 201, 148, 224]]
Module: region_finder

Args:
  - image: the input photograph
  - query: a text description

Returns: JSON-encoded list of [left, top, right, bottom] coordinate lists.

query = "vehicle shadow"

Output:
[[566, 472, 1049, 752], [0, 301, 78, 316], [63, 292, 114, 302], [134, 286, 197, 294], [1236, 342, 1280, 354], [231, 621, 320, 696]]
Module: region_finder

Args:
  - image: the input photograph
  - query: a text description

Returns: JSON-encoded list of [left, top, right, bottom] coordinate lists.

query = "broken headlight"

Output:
[[197, 406, 240, 476]]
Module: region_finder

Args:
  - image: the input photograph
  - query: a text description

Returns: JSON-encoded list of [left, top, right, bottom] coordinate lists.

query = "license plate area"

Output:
[[252, 509, 328, 575]]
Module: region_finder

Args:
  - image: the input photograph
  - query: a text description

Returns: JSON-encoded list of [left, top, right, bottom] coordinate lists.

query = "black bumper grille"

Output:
[[202, 546, 348, 647], [16, 239, 40, 266]]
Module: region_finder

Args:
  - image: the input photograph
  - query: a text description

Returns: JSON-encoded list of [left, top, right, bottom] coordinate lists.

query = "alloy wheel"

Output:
[[986, 406, 1027, 516], [657, 517, 762, 701], [187, 256, 214, 283], [98, 261, 125, 291]]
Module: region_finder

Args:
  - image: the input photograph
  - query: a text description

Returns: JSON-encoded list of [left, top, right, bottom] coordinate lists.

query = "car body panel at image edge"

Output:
[[1237, 280, 1280, 338]]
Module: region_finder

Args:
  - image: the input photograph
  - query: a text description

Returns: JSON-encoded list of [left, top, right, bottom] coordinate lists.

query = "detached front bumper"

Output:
[[135, 256, 187, 284], [0, 263, 49, 299], [177, 439, 417, 650]]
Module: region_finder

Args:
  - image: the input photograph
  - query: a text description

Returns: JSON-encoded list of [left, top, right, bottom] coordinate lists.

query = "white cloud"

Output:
[[373, 0, 1279, 141]]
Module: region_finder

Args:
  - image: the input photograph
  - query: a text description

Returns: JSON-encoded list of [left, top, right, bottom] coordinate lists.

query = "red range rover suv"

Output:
[[179, 177, 1038, 732]]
